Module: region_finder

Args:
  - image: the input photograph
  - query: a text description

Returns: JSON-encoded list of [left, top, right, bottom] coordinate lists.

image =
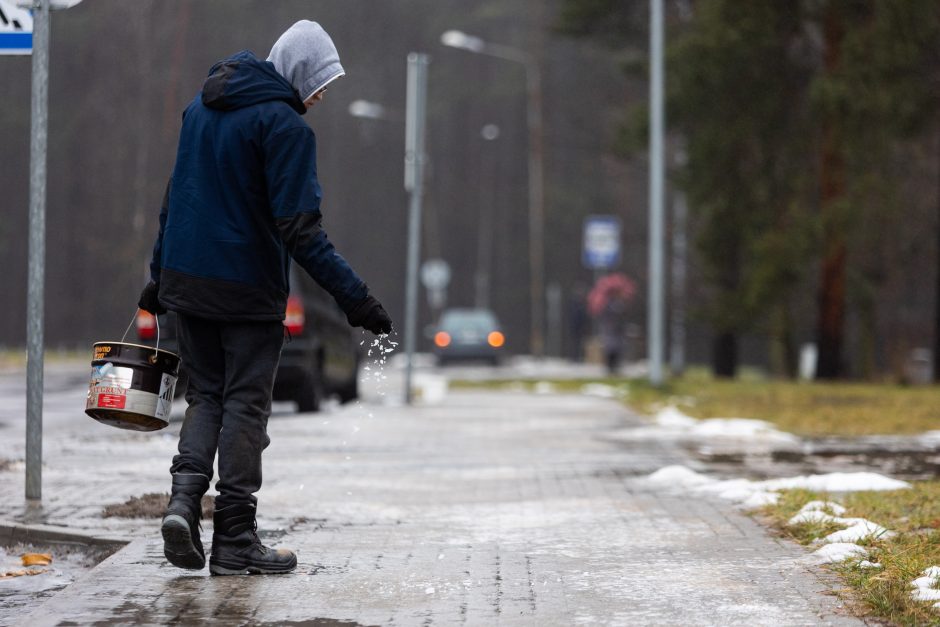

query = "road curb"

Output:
[[0, 520, 127, 550]]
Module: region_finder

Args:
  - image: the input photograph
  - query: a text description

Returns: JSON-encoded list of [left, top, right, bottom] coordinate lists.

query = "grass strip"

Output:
[[452, 369, 940, 437], [760, 483, 940, 626]]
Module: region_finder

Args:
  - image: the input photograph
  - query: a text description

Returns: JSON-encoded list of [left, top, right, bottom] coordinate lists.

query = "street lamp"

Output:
[[440, 29, 546, 357], [347, 99, 387, 120]]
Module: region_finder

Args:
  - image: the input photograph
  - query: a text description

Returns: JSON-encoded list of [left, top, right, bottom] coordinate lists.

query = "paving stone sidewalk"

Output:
[[0, 371, 862, 626]]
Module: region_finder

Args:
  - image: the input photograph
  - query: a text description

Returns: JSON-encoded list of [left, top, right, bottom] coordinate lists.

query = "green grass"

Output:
[[0, 348, 87, 371], [453, 368, 940, 437], [761, 483, 940, 626]]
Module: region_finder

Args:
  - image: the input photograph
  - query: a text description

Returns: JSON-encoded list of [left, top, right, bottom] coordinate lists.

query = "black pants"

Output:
[[170, 313, 284, 509]]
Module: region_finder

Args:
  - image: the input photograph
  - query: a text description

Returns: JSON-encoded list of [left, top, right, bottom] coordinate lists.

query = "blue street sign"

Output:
[[582, 215, 621, 270], [0, 0, 32, 55]]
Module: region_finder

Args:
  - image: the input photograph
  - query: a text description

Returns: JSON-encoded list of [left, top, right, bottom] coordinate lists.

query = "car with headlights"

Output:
[[136, 264, 360, 412], [432, 308, 505, 365]]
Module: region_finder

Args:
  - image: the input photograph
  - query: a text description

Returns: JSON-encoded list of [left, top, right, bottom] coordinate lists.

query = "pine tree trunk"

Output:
[[935, 132, 940, 382], [713, 331, 737, 378], [815, 4, 846, 380]]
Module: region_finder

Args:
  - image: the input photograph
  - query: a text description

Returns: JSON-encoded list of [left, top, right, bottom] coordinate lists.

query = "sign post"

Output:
[[25, 0, 49, 500], [13, 0, 82, 500], [403, 53, 429, 406]]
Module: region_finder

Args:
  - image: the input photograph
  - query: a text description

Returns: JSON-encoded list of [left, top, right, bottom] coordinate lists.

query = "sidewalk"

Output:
[[0, 369, 861, 625]]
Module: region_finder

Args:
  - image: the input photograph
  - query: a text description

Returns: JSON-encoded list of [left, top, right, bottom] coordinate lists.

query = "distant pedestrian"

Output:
[[598, 295, 628, 374], [588, 273, 635, 376], [138, 20, 391, 576]]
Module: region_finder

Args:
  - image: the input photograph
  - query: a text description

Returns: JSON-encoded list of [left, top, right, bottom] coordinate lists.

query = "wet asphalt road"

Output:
[[0, 360, 861, 626]]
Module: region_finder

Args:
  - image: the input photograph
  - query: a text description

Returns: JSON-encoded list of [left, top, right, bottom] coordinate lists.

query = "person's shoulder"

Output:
[[259, 100, 312, 135], [259, 99, 306, 123]]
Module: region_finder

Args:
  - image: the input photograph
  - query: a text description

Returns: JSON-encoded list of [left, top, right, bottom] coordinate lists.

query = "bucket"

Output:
[[85, 311, 180, 431]]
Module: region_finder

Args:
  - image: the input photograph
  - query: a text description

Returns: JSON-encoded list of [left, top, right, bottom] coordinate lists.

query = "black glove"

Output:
[[346, 295, 392, 335], [138, 281, 167, 315]]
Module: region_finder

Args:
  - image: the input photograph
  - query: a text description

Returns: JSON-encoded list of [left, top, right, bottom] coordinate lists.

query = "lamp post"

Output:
[[440, 30, 546, 357], [475, 123, 500, 309]]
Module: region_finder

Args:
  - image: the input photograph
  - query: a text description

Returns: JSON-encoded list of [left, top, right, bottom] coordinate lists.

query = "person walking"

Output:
[[138, 20, 391, 576]]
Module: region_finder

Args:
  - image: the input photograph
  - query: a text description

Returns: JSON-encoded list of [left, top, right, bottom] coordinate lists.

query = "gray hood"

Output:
[[267, 20, 345, 102]]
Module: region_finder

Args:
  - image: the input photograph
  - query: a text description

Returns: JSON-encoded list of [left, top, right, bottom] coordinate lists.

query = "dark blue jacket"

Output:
[[150, 50, 367, 321]]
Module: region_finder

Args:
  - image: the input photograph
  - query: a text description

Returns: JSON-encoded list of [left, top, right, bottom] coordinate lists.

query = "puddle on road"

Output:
[[691, 439, 940, 481], [0, 540, 121, 624], [255, 619, 378, 627]]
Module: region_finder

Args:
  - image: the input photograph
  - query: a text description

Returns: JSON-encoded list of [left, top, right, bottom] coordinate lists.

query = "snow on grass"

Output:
[[911, 567, 940, 602], [533, 381, 556, 394], [787, 501, 894, 544], [619, 405, 800, 445], [579, 383, 622, 398], [810, 542, 868, 564], [645, 465, 909, 509], [761, 472, 909, 493], [645, 465, 907, 564]]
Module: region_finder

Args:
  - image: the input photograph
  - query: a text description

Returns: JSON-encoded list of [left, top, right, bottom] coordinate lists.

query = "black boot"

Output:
[[209, 503, 297, 576], [161, 473, 210, 570]]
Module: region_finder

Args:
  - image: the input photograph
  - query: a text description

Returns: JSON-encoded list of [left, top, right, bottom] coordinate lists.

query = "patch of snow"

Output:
[[906, 567, 940, 605], [788, 509, 835, 526], [411, 374, 448, 404], [646, 465, 715, 488], [857, 560, 882, 569], [787, 501, 893, 543], [533, 381, 555, 395], [810, 543, 867, 564], [654, 406, 697, 428], [623, 406, 799, 446], [741, 491, 779, 509], [912, 587, 940, 602], [762, 472, 909, 493], [645, 465, 908, 508], [799, 500, 847, 516], [580, 383, 620, 398], [822, 519, 893, 544], [690, 418, 791, 439]]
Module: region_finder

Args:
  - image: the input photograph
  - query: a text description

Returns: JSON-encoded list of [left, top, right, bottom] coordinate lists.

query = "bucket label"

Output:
[[90, 363, 134, 390], [155, 373, 177, 420], [97, 393, 126, 409]]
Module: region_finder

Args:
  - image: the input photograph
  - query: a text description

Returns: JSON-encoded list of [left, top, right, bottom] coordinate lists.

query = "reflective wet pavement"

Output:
[[0, 367, 862, 625]]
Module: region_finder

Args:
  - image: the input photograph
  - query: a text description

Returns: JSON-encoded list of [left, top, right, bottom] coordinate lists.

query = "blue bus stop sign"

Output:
[[582, 215, 621, 270], [0, 0, 32, 55]]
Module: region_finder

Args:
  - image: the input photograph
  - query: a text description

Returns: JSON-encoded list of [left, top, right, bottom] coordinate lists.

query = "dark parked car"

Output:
[[432, 308, 505, 366], [136, 264, 361, 412]]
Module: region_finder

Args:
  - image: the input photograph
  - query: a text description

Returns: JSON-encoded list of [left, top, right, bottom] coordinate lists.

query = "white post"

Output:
[[403, 53, 429, 405], [648, 0, 666, 386], [26, 0, 50, 501]]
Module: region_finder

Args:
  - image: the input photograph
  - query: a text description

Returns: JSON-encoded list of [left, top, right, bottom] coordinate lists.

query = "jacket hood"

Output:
[[201, 50, 306, 115], [267, 20, 345, 102]]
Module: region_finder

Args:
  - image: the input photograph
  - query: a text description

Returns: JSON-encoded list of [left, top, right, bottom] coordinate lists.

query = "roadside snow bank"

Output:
[[811, 543, 868, 564], [646, 465, 909, 510], [617, 406, 800, 446], [789, 500, 902, 566], [645, 465, 908, 564], [911, 567, 940, 604]]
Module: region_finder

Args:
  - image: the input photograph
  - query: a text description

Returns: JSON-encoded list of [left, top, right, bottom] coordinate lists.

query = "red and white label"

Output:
[[97, 393, 126, 409]]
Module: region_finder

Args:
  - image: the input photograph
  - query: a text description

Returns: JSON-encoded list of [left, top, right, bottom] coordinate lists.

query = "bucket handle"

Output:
[[121, 309, 160, 361]]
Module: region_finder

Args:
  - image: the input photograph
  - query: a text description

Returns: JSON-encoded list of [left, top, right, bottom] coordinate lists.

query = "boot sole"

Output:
[[162, 515, 205, 570], [209, 557, 298, 576]]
